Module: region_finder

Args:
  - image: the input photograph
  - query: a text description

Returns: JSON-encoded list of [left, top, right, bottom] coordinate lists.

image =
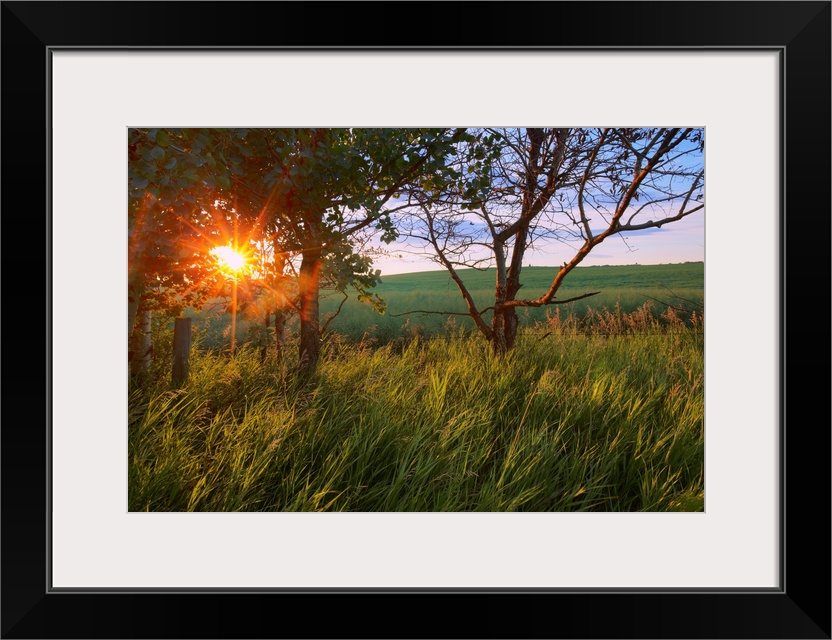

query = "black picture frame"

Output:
[[2, 2, 829, 638]]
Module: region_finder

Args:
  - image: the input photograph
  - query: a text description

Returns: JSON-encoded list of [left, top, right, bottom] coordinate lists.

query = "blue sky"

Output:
[[367, 128, 704, 276], [371, 209, 704, 276]]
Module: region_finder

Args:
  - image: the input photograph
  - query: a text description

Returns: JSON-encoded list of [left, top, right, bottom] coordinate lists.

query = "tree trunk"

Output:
[[271, 247, 288, 365], [260, 310, 270, 363], [505, 310, 520, 350], [491, 235, 524, 355], [488, 131, 541, 353], [171, 317, 192, 388], [137, 309, 152, 375], [297, 247, 322, 374], [129, 305, 152, 378], [491, 240, 510, 355], [273, 307, 286, 365], [127, 269, 144, 375], [493, 307, 520, 353]]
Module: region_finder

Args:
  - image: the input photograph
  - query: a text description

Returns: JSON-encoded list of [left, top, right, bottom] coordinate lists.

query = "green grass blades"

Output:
[[129, 309, 704, 512]]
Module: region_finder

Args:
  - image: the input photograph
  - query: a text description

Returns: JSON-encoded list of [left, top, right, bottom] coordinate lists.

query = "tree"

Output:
[[236, 127, 503, 371], [397, 127, 705, 353], [129, 128, 484, 373], [128, 129, 233, 376]]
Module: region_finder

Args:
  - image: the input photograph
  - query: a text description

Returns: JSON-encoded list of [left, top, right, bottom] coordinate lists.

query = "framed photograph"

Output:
[[3, 1, 829, 637]]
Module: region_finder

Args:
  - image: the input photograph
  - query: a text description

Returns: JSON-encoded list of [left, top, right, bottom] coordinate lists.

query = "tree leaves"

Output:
[[127, 127, 484, 335], [155, 130, 171, 147]]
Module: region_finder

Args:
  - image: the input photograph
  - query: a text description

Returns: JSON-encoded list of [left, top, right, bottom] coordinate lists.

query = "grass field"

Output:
[[130, 262, 704, 512], [130, 322, 703, 512], [186, 262, 704, 348]]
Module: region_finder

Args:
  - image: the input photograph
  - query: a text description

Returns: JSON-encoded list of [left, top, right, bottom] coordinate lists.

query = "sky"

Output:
[[366, 128, 704, 277], [370, 210, 705, 276]]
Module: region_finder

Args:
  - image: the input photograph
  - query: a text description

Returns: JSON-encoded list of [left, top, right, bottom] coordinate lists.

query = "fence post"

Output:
[[171, 317, 192, 388]]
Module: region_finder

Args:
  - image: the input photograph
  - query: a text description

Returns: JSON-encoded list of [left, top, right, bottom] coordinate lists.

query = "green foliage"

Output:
[[129, 320, 703, 512], [321, 242, 385, 314], [128, 128, 235, 316], [244, 322, 274, 349], [128, 127, 484, 331]]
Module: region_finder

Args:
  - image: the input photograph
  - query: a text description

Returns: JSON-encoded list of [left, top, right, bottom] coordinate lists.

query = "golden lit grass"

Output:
[[129, 306, 703, 512]]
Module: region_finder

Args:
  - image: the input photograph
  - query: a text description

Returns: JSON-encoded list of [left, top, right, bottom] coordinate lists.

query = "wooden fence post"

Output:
[[171, 317, 192, 387]]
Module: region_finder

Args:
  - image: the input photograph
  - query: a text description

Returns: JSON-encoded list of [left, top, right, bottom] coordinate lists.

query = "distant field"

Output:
[[185, 262, 704, 348], [317, 262, 704, 342]]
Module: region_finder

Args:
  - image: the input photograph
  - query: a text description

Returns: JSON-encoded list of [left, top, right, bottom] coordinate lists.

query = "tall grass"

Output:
[[129, 306, 704, 512]]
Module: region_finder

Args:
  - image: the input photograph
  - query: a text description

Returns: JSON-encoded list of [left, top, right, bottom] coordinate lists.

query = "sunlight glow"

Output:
[[211, 245, 247, 273]]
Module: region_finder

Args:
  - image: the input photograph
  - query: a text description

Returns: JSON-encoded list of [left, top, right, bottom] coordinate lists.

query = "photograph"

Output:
[[2, 0, 827, 635], [128, 127, 705, 512]]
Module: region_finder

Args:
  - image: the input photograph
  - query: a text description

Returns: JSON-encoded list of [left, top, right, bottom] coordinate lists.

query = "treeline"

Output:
[[129, 128, 704, 379]]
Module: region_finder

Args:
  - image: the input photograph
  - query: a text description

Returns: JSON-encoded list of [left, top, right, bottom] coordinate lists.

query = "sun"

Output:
[[211, 245, 247, 273]]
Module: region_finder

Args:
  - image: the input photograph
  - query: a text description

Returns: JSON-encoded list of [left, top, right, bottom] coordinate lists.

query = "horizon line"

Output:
[[378, 260, 704, 278]]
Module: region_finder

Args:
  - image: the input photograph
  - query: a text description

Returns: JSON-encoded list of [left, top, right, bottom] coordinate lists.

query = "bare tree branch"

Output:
[[320, 291, 349, 335]]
